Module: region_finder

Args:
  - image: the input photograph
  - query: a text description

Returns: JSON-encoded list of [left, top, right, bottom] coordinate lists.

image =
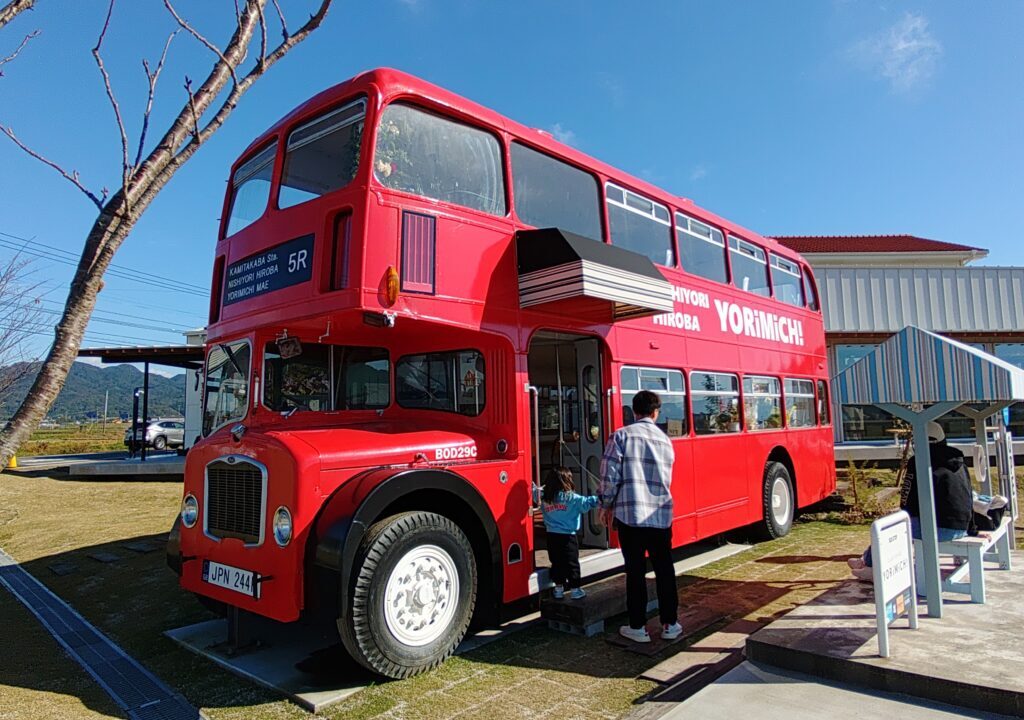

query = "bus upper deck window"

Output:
[[225, 141, 277, 238], [511, 142, 601, 242], [375, 103, 506, 216], [676, 212, 728, 284], [279, 98, 366, 209], [803, 266, 820, 312], [606, 183, 674, 266], [770, 254, 804, 308], [728, 236, 770, 297]]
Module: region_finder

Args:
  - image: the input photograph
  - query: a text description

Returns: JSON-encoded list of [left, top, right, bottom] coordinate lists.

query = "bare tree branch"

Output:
[[270, 0, 288, 40], [169, 0, 332, 170], [183, 76, 200, 143], [0, 0, 34, 31], [133, 30, 176, 167], [92, 0, 132, 195], [0, 126, 106, 209], [163, 0, 239, 89], [0, 29, 38, 77], [255, 1, 266, 73]]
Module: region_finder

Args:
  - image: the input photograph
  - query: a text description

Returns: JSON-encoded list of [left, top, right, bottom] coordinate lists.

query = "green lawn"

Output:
[[3, 469, 1017, 719]]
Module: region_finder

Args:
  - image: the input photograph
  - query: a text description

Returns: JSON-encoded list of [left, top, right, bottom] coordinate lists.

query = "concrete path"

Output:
[[659, 661, 1011, 719]]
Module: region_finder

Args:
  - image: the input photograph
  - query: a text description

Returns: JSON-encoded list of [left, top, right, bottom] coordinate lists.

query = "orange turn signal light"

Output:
[[384, 266, 400, 306]]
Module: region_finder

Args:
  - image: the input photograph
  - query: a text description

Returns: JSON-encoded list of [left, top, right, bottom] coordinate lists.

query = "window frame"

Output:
[[742, 375, 783, 432], [202, 338, 252, 436], [373, 101, 508, 218], [619, 365, 688, 437], [728, 235, 771, 297], [816, 379, 831, 426], [277, 97, 367, 210], [689, 370, 742, 436], [395, 348, 486, 417], [224, 141, 278, 239], [769, 253, 805, 308], [605, 181, 674, 267], [675, 211, 729, 284], [510, 140, 603, 242], [784, 378, 817, 429], [260, 341, 391, 414]]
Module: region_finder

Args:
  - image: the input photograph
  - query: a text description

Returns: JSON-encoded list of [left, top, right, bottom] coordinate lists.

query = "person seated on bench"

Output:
[[849, 421, 976, 581]]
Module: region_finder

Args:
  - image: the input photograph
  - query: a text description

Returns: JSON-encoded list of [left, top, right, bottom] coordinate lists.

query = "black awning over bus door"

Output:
[[515, 228, 674, 321]]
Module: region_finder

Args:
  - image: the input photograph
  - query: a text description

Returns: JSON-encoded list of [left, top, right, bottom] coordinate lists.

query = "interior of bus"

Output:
[[527, 331, 610, 572]]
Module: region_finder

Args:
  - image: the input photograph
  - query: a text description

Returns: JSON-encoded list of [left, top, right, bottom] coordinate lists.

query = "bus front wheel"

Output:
[[339, 511, 477, 679], [760, 461, 794, 539]]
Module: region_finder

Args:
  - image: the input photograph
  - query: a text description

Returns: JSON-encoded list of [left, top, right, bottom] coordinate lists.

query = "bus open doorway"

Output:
[[527, 331, 610, 576]]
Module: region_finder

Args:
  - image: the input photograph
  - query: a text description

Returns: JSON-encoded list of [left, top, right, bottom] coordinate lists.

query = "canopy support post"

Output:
[[878, 401, 962, 619], [957, 402, 1008, 495]]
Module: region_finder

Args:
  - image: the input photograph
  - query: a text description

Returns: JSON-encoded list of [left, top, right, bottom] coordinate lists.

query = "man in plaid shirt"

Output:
[[600, 390, 681, 643]]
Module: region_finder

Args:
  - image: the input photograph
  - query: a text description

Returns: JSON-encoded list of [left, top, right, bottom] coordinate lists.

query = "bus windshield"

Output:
[[263, 341, 389, 413], [203, 340, 251, 435]]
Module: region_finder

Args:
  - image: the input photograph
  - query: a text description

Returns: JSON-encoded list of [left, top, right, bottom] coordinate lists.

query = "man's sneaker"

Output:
[[552, 585, 564, 600], [852, 566, 873, 581], [662, 622, 683, 640], [847, 557, 866, 570], [619, 625, 651, 643], [570, 588, 586, 600]]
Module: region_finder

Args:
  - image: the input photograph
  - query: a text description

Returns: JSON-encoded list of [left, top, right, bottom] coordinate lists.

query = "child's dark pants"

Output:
[[547, 532, 581, 589]]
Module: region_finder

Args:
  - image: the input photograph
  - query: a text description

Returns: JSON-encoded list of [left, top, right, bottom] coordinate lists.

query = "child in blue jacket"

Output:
[[534, 466, 599, 599]]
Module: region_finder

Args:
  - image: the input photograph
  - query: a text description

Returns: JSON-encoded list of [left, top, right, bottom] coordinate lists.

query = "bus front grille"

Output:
[[205, 458, 264, 544]]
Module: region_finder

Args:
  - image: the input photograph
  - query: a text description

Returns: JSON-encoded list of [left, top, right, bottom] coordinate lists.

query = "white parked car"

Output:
[[124, 419, 186, 451]]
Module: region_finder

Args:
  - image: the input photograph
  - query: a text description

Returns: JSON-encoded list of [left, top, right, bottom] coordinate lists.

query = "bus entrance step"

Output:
[[541, 573, 659, 636]]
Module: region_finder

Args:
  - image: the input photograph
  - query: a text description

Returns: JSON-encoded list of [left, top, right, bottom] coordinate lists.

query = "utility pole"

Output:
[[103, 390, 109, 430]]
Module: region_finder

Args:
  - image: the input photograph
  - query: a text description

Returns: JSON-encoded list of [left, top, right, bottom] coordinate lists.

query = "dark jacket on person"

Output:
[[901, 439, 974, 531]]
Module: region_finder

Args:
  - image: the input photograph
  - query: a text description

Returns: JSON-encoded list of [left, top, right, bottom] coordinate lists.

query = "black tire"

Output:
[[338, 511, 477, 679], [153, 435, 167, 450], [760, 461, 794, 539]]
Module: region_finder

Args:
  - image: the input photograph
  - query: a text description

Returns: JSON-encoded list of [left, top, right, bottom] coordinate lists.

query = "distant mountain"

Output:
[[0, 361, 187, 421]]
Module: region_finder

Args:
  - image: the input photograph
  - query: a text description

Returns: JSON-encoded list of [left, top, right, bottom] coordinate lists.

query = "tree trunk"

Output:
[[0, 198, 132, 464]]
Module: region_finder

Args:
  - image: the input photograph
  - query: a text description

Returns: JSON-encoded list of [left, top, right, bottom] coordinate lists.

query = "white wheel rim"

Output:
[[771, 477, 792, 527], [383, 544, 460, 647]]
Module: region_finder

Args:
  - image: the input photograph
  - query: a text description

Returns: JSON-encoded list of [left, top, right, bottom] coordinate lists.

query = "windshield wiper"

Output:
[[218, 342, 244, 376]]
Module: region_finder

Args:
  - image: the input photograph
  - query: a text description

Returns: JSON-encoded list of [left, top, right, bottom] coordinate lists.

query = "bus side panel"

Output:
[[670, 437, 697, 546]]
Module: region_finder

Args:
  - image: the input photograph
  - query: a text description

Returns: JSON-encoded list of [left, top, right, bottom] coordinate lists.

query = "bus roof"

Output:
[[239, 67, 805, 265]]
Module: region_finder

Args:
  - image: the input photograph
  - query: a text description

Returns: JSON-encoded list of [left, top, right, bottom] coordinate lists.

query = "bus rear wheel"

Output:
[[760, 461, 794, 539], [339, 511, 477, 679]]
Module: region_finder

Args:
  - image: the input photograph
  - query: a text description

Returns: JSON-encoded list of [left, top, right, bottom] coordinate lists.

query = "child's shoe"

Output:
[[552, 585, 565, 600], [570, 588, 586, 600], [618, 625, 650, 643], [662, 622, 683, 640]]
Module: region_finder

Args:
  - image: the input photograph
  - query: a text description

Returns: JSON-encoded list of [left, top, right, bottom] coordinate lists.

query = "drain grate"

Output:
[[0, 548, 200, 720]]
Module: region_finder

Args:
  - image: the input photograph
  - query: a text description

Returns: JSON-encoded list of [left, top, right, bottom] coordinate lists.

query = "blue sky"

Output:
[[0, 0, 1021, 362]]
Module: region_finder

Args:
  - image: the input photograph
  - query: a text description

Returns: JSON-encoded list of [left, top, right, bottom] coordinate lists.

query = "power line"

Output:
[[0, 230, 209, 293], [0, 236, 209, 298], [33, 299, 198, 333]]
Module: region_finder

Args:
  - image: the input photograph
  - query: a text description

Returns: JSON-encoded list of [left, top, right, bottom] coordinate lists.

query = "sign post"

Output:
[[871, 510, 919, 658]]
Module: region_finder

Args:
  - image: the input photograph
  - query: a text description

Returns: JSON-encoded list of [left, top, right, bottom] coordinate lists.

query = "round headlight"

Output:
[[273, 506, 293, 547], [181, 494, 199, 528]]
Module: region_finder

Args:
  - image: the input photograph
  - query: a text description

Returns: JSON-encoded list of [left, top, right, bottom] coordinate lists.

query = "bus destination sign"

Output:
[[223, 234, 314, 306]]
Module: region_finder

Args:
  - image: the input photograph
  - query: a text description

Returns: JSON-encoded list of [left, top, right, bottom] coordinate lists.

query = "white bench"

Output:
[[913, 515, 1013, 604]]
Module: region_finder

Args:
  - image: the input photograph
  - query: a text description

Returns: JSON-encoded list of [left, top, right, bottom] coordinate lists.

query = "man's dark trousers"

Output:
[[617, 522, 678, 629]]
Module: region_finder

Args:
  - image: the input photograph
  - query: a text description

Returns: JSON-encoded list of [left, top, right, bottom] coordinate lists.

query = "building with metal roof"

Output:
[[773, 235, 1024, 444]]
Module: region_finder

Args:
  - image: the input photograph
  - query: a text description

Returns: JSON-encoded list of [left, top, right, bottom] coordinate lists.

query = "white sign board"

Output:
[[871, 511, 919, 657]]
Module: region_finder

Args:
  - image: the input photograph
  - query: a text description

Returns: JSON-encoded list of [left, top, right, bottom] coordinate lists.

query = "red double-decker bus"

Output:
[[168, 68, 834, 679]]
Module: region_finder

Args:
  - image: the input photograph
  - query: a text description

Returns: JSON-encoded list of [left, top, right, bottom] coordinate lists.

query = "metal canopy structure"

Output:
[[77, 344, 204, 462], [78, 345, 204, 370], [834, 325, 1024, 617]]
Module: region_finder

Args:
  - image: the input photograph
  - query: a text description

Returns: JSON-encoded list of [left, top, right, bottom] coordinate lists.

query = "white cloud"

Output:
[[690, 164, 708, 182], [849, 12, 943, 93], [549, 123, 577, 146]]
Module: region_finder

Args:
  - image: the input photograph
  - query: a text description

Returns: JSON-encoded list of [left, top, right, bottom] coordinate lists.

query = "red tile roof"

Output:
[[771, 235, 986, 255]]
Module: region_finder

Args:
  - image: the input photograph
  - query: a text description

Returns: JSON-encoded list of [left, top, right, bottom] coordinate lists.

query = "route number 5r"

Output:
[[288, 250, 308, 273]]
